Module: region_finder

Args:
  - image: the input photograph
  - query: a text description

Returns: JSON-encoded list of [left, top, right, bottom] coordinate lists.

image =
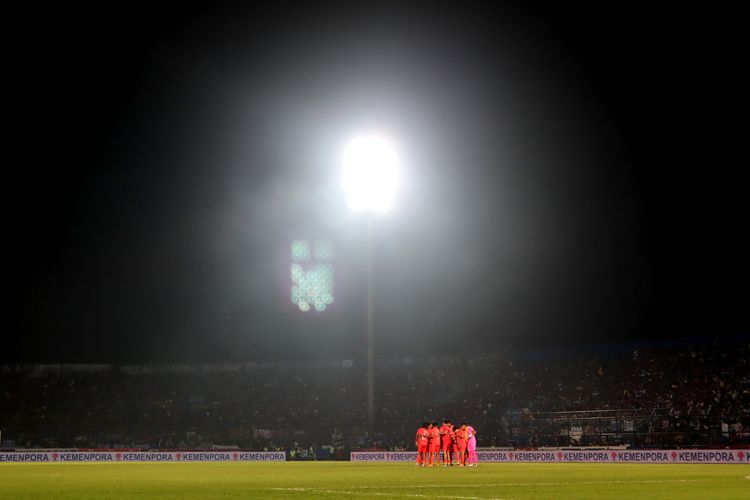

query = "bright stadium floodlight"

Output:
[[342, 135, 398, 212]]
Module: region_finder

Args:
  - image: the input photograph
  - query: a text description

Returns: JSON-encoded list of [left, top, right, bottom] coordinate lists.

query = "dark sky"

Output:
[[7, 3, 747, 363]]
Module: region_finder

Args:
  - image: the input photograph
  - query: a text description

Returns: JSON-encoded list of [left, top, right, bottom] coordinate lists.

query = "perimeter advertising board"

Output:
[[0, 451, 286, 462], [350, 450, 750, 464]]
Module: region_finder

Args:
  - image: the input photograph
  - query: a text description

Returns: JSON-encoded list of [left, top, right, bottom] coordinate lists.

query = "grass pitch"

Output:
[[0, 462, 748, 499]]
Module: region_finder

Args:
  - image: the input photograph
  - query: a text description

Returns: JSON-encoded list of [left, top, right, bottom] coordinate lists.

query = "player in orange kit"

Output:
[[428, 421, 441, 466], [451, 424, 459, 464], [439, 419, 454, 465], [415, 422, 430, 466], [454, 423, 468, 466]]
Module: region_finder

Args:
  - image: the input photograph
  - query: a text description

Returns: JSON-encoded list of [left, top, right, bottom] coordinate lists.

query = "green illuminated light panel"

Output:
[[291, 240, 334, 312]]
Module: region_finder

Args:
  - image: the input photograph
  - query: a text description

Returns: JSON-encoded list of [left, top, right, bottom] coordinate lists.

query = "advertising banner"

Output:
[[0, 451, 286, 463], [350, 449, 749, 464]]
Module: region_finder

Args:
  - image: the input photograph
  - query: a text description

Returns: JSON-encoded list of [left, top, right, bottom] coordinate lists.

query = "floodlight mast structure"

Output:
[[342, 135, 398, 435], [366, 214, 374, 433]]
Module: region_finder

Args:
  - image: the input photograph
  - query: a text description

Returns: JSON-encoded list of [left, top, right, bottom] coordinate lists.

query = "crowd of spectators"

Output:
[[1, 341, 748, 451]]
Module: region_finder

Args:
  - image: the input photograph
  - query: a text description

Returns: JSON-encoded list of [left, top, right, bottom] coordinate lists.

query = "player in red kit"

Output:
[[451, 425, 459, 465], [428, 421, 441, 466], [415, 422, 430, 466], [454, 424, 468, 466], [439, 419, 454, 465]]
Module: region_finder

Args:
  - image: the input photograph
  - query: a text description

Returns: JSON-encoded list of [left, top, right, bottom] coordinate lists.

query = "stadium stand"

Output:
[[1, 341, 748, 453]]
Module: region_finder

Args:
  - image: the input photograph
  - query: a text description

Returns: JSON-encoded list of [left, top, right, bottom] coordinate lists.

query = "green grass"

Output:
[[0, 462, 748, 499]]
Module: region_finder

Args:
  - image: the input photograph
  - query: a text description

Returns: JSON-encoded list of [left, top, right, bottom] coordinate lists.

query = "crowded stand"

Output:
[[1, 341, 748, 454]]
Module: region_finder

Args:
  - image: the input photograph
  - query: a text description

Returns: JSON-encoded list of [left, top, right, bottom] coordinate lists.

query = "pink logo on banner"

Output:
[[115, 453, 122, 461], [610, 452, 617, 461], [671, 451, 678, 461], [557, 452, 563, 461], [738, 451, 745, 461], [233, 453, 239, 461], [507, 452, 513, 460], [175, 452, 182, 460], [52, 453, 58, 461]]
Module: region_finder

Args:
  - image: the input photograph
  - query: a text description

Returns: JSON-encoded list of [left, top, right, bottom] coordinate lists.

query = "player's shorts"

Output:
[[441, 440, 452, 450], [418, 444, 428, 453], [429, 442, 441, 453], [458, 442, 467, 452]]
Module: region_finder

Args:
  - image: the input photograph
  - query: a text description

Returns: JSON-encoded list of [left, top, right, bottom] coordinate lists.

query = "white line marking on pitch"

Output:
[[272, 477, 745, 497], [271, 488, 505, 499], [337, 478, 718, 490]]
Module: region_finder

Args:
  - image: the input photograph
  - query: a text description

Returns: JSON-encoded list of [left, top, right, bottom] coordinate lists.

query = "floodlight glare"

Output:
[[342, 135, 398, 211]]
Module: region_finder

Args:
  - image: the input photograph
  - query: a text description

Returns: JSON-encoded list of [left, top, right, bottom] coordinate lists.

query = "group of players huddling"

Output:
[[415, 420, 478, 466]]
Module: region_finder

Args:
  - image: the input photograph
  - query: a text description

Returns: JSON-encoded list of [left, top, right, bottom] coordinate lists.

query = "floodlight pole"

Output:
[[366, 213, 375, 434], [343, 134, 397, 436]]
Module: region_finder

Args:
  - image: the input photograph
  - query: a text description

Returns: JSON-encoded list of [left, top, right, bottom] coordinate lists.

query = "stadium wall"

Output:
[[2, 449, 748, 464], [351, 450, 750, 464]]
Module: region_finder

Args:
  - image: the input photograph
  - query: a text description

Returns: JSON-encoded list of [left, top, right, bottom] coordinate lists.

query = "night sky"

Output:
[[7, 3, 747, 363]]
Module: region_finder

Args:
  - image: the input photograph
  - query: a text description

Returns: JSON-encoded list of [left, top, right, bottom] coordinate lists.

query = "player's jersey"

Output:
[[466, 426, 476, 440], [428, 427, 440, 445], [455, 428, 467, 444], [440, 424, 453, 445], [416, 427, 429, 445]]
